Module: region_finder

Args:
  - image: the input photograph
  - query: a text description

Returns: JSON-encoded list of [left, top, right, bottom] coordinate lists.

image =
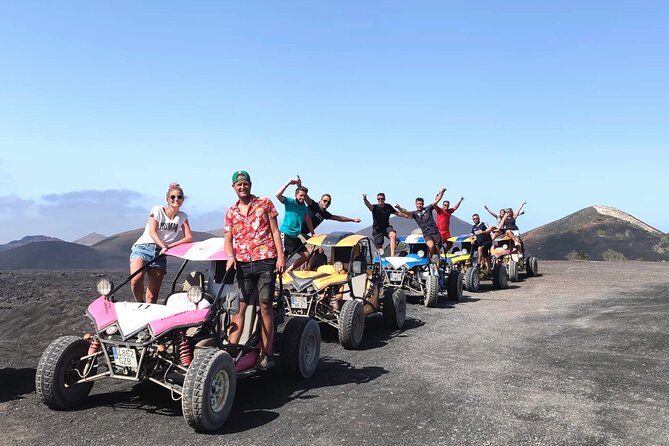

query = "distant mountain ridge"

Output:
[[1, 206, 666, 269], [523, 205, 669, 261], [0, 229, 216, 270], [74, 232, 107, 246], [0, 235, 62, 253]]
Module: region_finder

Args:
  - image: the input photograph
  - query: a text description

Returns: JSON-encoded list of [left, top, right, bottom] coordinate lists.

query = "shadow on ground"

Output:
[[0, 367, 35, 402]]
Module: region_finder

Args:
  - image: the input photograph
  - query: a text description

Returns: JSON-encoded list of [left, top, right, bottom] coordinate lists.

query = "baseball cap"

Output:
[[232, 170, 251, 184]]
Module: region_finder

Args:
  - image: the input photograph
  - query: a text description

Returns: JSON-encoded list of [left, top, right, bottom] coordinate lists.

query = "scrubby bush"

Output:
[[566, 250, 589, 261], [602, 249, 626, 261]]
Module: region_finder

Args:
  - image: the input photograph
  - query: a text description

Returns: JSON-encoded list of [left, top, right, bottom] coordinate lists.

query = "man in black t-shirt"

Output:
[[301, 193, 361, 237], [363, 192, 398, 256], [470, 213, 493, 273], [395, 188, 446, 258]]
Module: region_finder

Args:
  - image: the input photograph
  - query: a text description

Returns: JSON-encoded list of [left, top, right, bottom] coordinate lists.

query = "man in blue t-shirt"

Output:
[[276, 177, 314, 272]]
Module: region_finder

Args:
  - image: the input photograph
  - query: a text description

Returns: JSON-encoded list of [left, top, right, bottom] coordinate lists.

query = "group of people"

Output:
[[363, 189, 527, 274], [127, 173, 526, 369]]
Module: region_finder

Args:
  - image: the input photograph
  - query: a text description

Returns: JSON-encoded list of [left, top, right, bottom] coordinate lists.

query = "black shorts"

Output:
[[282, 233, 307, 256], [423, 232, 441, 245], [236, 258, 277, 304], [372, 226, 395, 247], [473, 239, 492, 257]]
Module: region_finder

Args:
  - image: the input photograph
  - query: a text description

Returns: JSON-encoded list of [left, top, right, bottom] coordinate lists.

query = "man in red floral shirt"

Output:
[[224, 170, 285, 369]]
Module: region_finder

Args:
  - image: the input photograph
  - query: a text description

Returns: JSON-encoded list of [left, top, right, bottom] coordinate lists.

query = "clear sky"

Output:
[[1, 1, 667, 244]]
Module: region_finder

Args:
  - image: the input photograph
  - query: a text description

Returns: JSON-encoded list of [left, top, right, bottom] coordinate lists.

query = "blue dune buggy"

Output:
[[378, 234, 462, 307]]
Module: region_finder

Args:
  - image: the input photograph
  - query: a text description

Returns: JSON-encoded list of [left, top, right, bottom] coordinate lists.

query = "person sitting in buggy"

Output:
[[470, 213, 493, 276], [497, 200, 527, 254]]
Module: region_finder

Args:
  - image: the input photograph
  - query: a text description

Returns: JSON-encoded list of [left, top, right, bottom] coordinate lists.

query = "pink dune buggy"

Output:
[[35, 238, 321, 432]]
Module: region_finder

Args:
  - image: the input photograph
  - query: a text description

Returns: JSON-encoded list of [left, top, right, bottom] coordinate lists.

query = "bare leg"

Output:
[[286, 251, 309, 272], [145, 268, 165, 304], [388, 231, 397, 256], [259, 301, 274, 355], [228, 302, 248, 345], [130, 258, 146, 302]]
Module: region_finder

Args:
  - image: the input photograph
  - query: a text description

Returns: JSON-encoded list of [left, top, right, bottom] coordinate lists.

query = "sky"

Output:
[[1, 1, 667, 245]]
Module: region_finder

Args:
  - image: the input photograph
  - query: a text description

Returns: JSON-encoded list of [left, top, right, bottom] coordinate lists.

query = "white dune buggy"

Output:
[[35, 238, 320, 432]]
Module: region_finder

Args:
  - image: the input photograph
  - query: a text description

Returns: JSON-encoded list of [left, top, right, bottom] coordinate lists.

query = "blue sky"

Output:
[[1, 1, 667, 244]]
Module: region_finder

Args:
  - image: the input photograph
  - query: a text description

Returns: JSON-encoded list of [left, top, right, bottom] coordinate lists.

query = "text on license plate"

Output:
[[390, 272, 402, 282], [290, 295, 308, 309], [112, 347, 138, 369]]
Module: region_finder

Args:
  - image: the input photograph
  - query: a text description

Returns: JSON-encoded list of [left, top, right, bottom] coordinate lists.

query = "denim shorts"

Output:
[[129, 243, 167, 271], [236, 258, 277, 304]]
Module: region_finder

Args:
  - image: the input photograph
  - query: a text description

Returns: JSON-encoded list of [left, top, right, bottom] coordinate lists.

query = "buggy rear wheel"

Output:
[[35, 335, 94, 410], [424, 275, 439, 307], [383, 288, 406, 329], [526, 256, 539, 277], [280, 317, 321, 378], [492, 264, 509, 289], [509, 260, 519, 282], [182, 349, 236, 432], [339, 299, 365, 349], [464, 267, 480, 292], [447, 270, 463, 301]]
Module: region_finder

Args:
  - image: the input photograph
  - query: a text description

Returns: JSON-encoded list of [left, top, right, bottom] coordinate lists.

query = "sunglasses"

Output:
[[170, 195, 184, 200], [377, 197, 385, 201], [321, 199, 331, 204]]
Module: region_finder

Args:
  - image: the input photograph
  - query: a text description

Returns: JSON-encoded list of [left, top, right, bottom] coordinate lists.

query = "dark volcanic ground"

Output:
[[1, 261, 669, 445]]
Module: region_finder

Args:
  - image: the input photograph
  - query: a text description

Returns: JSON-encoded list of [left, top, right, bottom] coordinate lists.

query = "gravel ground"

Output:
[[1, 260, 668, 446]]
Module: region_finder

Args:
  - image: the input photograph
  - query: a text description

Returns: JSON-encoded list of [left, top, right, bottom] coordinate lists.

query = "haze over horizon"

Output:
[[2, 1, 667, 244]]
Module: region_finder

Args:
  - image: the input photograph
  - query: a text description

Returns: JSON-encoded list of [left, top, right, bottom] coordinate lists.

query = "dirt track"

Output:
[[1, 261, 668, 445]]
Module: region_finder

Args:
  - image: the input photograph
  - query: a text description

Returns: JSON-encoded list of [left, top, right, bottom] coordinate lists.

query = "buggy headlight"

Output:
[[105, 324, 118, 335], [502, 244, 508, 250], [378, 248, 385, 256], [417, 250, 425, 258], [187, 286, 204, 304], [97, 278, 113, 296], [461, 248, 468, 255], [334, 261, 344, 272]]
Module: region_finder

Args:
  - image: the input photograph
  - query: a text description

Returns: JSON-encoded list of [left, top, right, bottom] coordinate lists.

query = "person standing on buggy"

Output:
[[224, 170, 285, 370], [394, 187, 446, 260], [435, 193, 464, 253], [276, 176, 314, 272], [129, 182, 193, 304], [298, 192, 362, 270], [498, 200, 527, 254], [484, 205, 506, 240], [470, 213, 494, 275], [363, 192, 398, 256]]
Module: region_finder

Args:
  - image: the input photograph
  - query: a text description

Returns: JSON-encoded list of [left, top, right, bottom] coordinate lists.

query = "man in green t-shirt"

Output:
[[276, 177, 314, 272]]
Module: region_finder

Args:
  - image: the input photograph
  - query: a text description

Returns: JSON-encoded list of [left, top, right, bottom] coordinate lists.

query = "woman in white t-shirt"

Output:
[[129, 183, 193, 303]]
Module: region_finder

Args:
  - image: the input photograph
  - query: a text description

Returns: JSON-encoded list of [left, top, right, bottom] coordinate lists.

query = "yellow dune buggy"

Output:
[[444, 234, 508, 291], [491, 234, 539, 282], [279, 231, 406, 350]]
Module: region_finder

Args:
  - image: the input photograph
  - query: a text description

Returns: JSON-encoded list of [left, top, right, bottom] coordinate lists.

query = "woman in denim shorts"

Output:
[[129, 183, 193, 303]]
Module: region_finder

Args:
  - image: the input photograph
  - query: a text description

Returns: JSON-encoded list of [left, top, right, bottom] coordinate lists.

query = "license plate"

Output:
[[389, 272, 402, 282], [290, 295, 308, 309], [113, 347, 138, 369]]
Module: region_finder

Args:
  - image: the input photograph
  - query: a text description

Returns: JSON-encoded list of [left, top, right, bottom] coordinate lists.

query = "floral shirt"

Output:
[[224, 196, 279, 262]]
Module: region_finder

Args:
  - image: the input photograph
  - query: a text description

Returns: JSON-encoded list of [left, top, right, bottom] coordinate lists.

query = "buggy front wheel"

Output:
[[447, 270, 463, 301], [339, 299, 365, 349], [424, 275, 439, 307], [35, 335, 94, 410], [383, 288, 406, 329], [464, 267, 480, 292], [182, 349, 236, 432], [280, 317, 321, 378]]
